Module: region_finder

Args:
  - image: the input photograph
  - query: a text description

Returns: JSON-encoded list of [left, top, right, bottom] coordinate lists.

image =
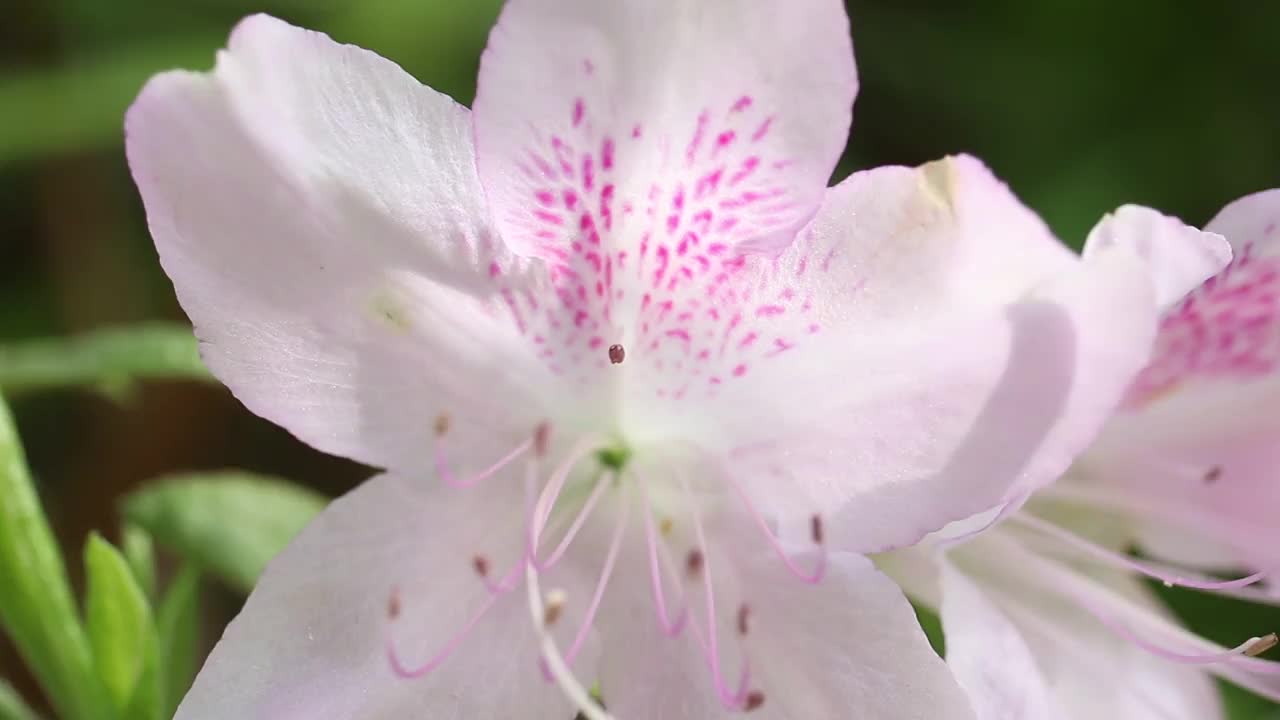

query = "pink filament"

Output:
[[1013, 512, 1268, 592], [436, 436, 532, 489], [543, 488, 631, 678], [638, 472, 689, 637], [682, 472, 753, 710], [720, 469, 826, 583], [531, 470, 611, 572], [387, 592, 500, 678], [527, 437, 604, 561], [1069, 590, 1277, 667]]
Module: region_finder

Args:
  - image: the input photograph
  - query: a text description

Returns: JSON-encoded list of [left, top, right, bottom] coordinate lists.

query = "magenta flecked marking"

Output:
[[572, 98, 585, 128], [730, 95, 753, 113], [1124, 245, 1280, 408]]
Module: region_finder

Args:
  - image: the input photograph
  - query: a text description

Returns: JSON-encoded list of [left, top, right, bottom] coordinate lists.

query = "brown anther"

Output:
[[659, 517, 674, 537], [387, 587, 402, 620], [1204, 465, 1223, 484], [810, 514, 825, 544], [534, 422, 552, 458], [472, 555, 490, 577], [434, 413, 451, 437], [737, 603, 751, 636], [744, 691, 765, 711], [608, 343, 626, 364], [543, 588, 568, 627], [1246, 633, 1279, 657], [686, 549, 705, 578]]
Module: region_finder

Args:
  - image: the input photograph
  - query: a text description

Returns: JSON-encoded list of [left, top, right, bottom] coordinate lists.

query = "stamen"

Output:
[[638, 471, 689, 636], [531, 470, 612, 572], [680, 470, 753, 710], [434, 414, 450, 436], [722, 467, 826, 583], [737, 604, 751, 636], [386, 589, 502, 679], [744, 691, 765, 712], [1012, 513, 1269, 592], [436, 432, 533, 489], [686, 549, 705, 578], [1204, 465, 1223, 484], [525, 561, 616, 720], [543, 588, 568, 627], [608, 343, 626, 364], [527, 435, 607, 563], [534, 422, 552, 458], [557, 489, 632, 670], [387, 586, 402, 620], [472, 555, 489, 578], [660, 517, 674, 536], [1247, 633, 1279, 658]]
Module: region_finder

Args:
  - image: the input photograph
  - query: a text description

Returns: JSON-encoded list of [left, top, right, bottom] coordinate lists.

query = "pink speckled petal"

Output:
[[1084, 205, 1231, 309], [126, 15, 562, 472], [1077, 189, 1280, 572], [174, 473, 594, 720], [473, 0, 856, 262], [595, 531, 975, 720], [683, 156, 1158, 552]]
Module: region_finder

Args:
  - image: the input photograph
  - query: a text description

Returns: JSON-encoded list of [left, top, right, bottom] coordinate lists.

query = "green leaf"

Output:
[[0, 678, 42, 720], [156, 566, 200, 718], [122, 472, 328, 593], [83, 534, 160, 719], [121, 525, 156, 601], [0, 324, 211, 397], [0, 396, 109, 720]]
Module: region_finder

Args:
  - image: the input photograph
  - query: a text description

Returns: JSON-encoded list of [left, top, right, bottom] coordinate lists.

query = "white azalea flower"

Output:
[[126, 2, 1167, 717]]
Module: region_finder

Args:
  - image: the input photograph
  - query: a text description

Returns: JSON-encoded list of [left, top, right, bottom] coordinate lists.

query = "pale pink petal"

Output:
[[1078, 188, 1280, 571], [1000, 531, 1274, 709], [1204, 188, 1280, 257], [594, 525, 975, 719], [939, 562, 1062, 720], [473, 0, 856, 260], [174, 473, 595, 720], [126, 15, 562, 471], [1083, 205, 1231, 309], [660, 156, 1157, 552]]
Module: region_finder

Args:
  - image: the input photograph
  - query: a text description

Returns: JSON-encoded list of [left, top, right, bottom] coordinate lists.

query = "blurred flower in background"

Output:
[[1, 0, 1278, 718]]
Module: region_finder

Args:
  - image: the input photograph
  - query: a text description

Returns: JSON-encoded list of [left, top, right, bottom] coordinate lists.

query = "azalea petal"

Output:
[[473, 0, 856, 259], [939, 561, 1061, 720], [595, 530, 975, 719], [978, 531, 1271, 710], [1204, 188, 1280, 256], [1073, 188, 1280, 571], [126, 15, 563, 471], [1083, 204, 1231, 309], [675, 156, 1158, 552], [940, 535, 1227, 720], [174, 473, 595, 720]]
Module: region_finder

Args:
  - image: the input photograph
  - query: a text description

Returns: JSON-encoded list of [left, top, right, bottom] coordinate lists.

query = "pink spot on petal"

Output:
[[572, 98, 585, 128], [730, 95, 753, 113]]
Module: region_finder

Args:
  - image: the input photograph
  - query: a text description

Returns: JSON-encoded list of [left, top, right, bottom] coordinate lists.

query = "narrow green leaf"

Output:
[[0, 678, 42, 720], [121, 525, 157, 601], [122, 472, 328, 593], [156, 567, 200, 718], [0, 396, 109, 720], [0, 324, 211, 397], [83, 534, 159, 718]]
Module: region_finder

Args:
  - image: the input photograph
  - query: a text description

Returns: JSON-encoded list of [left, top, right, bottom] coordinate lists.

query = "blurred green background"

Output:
[[0, 0, 1277, 717]]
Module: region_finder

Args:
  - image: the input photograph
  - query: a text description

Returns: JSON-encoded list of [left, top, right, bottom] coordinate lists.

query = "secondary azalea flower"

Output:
[[883, 196, 1280, 720], [127, 2, 1168, 718]]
